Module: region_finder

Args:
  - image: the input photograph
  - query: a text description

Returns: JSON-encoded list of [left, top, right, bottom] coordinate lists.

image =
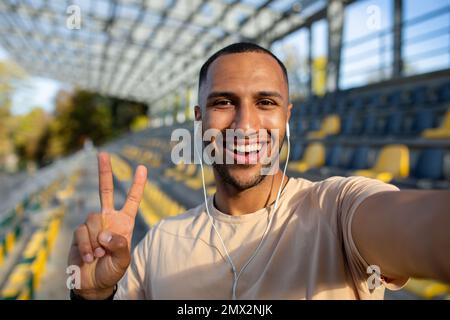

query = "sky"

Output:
[[0, 46, 65, 115], [1, 0, 449, 115], [11, 77, 64, 116]]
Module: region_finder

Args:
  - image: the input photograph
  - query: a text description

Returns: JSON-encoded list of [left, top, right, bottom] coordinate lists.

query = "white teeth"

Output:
[[233, 143, 262, 153]]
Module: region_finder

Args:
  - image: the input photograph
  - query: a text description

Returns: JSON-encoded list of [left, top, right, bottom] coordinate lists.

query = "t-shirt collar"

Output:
[[206, 177, 295, 224]]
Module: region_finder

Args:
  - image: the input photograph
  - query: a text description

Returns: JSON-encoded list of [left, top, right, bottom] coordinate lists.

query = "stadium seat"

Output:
[[437, 81, 450, 103], [336, 99, 347, 114], [308, 117, 321, 132], [336, 146, 353, 169], [347, 146, 370, 170], [386, 90, 403, 108], [325, 144, 342, 168], [384, 111, 404, 136], [291, 143, 304, 161], [409, 85, 429, 106], [404, 279, 450, 299], [184, 165, 215, 190], [422, 109, 450, 139], [348, 95, 364, 111], [287, 142, 325, 173], [173, 163, 197, 181], [360, 113, 377, 136], [295, 119, 306, 136], [164, 162, 185, 178], [403, 109, 435, 136], [366, 93, 383, 110], [412, 148, 444, 180], [307, 115, 341, 139], [341, 114, 356, 136], [353, 145, 410, 182]]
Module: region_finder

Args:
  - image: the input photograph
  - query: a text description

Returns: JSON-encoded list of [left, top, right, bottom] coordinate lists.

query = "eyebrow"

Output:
[[257, 91, 283, 99], [206, 90, 283, 100]]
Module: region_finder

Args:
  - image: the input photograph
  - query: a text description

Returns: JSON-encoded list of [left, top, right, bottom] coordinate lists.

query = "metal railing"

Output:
[[340, 4, 450, 88]]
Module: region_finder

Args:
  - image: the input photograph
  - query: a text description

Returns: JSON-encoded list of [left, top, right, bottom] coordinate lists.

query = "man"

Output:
[[69, 43, 450, 300]]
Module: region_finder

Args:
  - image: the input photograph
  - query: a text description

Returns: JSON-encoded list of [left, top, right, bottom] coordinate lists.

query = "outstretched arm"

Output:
[[352, 189, 450, 283]]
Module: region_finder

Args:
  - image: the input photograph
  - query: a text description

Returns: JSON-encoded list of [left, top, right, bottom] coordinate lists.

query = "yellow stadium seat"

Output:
[[206, 185, 216, 196], [288, 143, 325, 173], [0, 264, 33, 299], [173, 163, 197, 181], [184, 165, 215, 190], [405, 278, 450, 299], [23, 231, 46, 261], [422, 109, 450, 139], [110, 154, 132, 181], [353, 144, 409, 182], [0, 242, 4, 266], [307, 115, 341, 139], [164, 162, 185, 178], [280, 141, 288, 162], [5, 230, 16, 254], [140, 181, 186, 226]]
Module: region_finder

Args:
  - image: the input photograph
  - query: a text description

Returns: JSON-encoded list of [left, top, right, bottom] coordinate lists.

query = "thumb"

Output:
[[98, 231, 131, 269]]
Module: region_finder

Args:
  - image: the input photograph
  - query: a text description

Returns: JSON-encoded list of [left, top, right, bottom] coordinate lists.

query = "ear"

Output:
[[194, 105, 202, 121], [287, 103, 293, 123]]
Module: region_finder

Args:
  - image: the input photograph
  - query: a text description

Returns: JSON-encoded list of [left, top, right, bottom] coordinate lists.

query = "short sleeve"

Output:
[[334, 176, 409, 295], [114, 230, 152, 300], [311, 175, 410, 298]]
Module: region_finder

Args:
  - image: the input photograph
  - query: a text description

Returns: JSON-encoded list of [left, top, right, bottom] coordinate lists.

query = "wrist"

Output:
[[72, 286, 116, 300]]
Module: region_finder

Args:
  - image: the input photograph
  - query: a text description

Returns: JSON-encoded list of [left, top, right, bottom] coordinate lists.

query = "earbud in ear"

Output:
[[286, 122, 290, 138]]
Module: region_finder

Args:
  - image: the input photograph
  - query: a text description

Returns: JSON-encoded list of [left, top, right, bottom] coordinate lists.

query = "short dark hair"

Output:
[[198, 42, 289, 96]]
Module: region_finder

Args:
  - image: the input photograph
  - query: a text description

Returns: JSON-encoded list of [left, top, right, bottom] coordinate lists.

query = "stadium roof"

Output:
[[0, 0, 326, 109]]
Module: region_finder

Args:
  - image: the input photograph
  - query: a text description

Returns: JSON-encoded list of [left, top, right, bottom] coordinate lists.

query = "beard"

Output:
[[212, 163, 268, 191]]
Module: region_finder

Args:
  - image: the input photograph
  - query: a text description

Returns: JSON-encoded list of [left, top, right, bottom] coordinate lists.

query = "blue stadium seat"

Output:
[[348, 96, 364, 111], [385, 111, 404, 136], [338, 146, 354, 169], [336, 99, 347, 114], [291, 143, 304, 161], [348, 146, 370, 170], [386, 90, 403, 108], [361, 113, 377, 136], [322, 100, 334, 115], [366, 93, 383, 109], [404, 109, 435, 136], [308, 117, 321, 132], [412, 149, 444, 180], [325, 144, 342, 167], [341, 114, 356, 135], [295, 119, 306, 136], [437, 82, 450, 103], [409, 85, 429, 106]]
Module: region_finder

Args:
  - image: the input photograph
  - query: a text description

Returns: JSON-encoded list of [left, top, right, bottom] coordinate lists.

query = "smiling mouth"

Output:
[[220, 139, 269, 165]]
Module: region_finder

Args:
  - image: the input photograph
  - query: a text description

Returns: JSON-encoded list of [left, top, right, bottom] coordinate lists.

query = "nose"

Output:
[[230, 99, 260, 134]]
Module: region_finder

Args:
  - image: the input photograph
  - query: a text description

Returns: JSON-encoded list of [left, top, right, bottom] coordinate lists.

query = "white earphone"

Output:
[[195, 122, 291, 300]]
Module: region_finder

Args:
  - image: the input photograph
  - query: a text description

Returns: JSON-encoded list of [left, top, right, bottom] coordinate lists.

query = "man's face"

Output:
[[195, 52, 292, 191]]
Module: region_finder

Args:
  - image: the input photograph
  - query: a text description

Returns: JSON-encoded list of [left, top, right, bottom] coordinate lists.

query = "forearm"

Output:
[[353, 190, 450, 283]]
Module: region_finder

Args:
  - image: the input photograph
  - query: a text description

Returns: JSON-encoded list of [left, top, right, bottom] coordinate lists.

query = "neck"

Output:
[[214, 169, 288, 216]]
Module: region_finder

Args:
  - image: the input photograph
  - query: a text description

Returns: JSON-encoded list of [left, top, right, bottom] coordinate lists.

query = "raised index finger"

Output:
[[97, 152, 114, 213], [121, 165, 147, 218]]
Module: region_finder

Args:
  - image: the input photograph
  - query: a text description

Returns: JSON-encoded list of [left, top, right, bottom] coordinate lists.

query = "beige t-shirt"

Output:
[[115, 175, 406, 300]]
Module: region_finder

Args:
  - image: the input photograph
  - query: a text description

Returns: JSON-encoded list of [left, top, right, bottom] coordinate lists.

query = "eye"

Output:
[[212, 99, 234, 107], [258, 99, 277, 108]]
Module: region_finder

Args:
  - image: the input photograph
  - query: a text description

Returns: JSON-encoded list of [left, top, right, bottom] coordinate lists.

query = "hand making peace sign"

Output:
[[68, 152, 147, 299]]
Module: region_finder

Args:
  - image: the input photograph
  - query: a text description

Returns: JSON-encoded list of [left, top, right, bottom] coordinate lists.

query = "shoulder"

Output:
[[298, 175, 398, 209], [312, 175, 399, 194]]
